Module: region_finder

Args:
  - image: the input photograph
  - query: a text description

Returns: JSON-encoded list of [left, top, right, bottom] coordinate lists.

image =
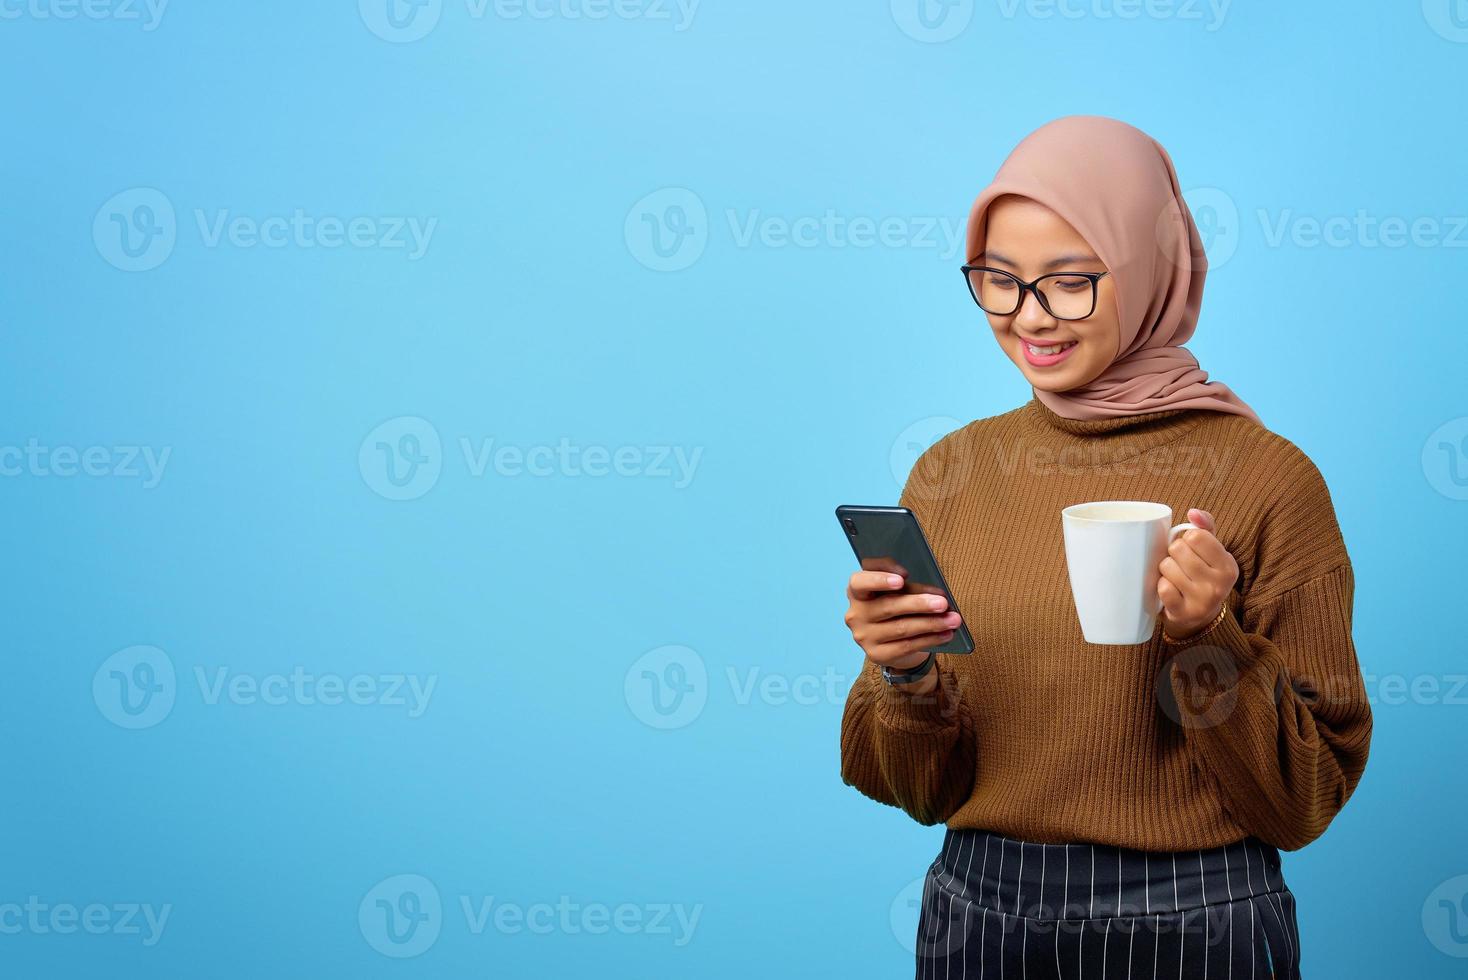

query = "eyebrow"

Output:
[[976, 250, 1104, 271]]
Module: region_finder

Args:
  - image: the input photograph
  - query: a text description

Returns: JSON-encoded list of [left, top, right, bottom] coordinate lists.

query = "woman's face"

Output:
[[972, 195, 1120, 393]]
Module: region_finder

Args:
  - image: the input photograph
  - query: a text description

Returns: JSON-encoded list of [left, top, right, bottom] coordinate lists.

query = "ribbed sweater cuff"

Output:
[[876, 661, 960, 735]]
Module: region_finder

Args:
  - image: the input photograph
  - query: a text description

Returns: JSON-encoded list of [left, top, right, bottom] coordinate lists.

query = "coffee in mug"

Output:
[[1060, 500, 1199, 645]]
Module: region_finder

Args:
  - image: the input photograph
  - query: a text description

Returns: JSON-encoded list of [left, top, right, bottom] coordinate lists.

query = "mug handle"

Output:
[[1169, 522, 1201, 545]]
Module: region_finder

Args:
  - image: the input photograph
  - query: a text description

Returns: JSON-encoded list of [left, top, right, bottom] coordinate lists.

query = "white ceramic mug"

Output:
[[1060, 500, 1199, 645]]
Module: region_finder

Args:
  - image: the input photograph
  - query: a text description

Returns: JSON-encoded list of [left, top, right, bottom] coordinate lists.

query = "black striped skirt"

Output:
[[915, 827, 1303, 979]]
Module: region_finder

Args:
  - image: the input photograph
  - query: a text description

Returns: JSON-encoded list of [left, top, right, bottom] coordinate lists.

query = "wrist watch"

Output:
[[881, 651, 937, 686]]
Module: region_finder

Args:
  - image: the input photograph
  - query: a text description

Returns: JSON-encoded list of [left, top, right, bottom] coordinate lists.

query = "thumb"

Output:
[[1187, 507, 1215, 532]]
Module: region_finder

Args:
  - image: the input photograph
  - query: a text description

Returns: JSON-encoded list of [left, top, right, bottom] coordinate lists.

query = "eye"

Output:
[[985, 275, 1017, 289], [1050, 276, 1091, 291]]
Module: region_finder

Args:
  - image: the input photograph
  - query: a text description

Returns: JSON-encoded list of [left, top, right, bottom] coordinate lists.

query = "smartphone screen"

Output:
[[836, 504, 974, 654]]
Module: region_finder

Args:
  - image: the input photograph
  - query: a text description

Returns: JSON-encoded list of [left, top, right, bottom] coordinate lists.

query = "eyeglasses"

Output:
[[960, 265, 1111, 321]]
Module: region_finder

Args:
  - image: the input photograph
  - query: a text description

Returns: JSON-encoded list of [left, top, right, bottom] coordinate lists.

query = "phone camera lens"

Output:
[[843, 518, 858, 535]]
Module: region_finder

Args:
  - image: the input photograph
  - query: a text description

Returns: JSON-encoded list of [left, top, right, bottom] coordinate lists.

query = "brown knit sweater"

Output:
[[839, 396, 1372, 852]]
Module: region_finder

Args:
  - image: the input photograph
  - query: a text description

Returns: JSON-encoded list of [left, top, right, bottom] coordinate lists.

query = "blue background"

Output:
[[3, 1, 1466, 975]]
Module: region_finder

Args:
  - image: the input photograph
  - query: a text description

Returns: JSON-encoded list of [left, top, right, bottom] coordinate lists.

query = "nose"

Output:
[[1014, 286, 1054, 328]]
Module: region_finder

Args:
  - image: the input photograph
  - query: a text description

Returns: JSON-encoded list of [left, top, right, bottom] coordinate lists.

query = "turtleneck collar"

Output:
[[1016, 395, 1211, 461]]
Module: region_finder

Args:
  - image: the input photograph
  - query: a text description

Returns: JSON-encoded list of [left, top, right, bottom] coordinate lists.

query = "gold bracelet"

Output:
[[1161, 598, 1230, 645]]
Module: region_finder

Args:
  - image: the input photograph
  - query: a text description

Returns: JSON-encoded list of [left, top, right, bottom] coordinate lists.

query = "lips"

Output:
[[1020, 337, 1079, 367]]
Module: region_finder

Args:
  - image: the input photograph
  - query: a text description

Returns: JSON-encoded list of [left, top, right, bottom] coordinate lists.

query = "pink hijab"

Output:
[[964, 115, 1262, 425]]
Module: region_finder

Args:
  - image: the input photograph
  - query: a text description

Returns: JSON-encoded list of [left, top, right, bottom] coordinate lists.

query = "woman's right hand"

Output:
[[844, 571, 961, 695]]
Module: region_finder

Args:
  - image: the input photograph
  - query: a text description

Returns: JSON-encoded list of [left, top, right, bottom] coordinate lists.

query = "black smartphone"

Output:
[[835, 504, 974, 654]]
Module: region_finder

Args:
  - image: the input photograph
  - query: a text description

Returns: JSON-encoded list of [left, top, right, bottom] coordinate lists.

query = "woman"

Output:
[[839, 115, 1371, 979]]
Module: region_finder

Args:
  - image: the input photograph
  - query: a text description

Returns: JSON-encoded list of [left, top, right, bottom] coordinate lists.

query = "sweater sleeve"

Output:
[[837, 426, 979, 826], [839, 656, 977, 825], [1164, 452, 1372, 851]]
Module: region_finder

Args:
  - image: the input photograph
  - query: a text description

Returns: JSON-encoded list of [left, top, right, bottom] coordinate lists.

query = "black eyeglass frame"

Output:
[[959, 266, 1111, 321]]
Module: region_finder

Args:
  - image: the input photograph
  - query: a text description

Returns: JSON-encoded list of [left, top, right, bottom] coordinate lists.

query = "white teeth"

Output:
[[1026, 341, 1077, 356]]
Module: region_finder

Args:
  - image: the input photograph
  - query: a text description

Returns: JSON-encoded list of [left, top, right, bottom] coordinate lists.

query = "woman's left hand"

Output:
[[1157, 508, 1239, 639]]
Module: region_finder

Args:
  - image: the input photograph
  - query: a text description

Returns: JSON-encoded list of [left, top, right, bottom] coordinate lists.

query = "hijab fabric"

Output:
[[964, 115, 1262, 425]]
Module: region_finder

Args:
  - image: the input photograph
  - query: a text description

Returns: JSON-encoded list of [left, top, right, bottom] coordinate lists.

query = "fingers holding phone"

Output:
[[844, 570, 962, 674]]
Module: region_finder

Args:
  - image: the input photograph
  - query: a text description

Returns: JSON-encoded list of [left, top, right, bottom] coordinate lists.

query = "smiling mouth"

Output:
[[1023, 340, 1078, 356], [1019, 337, 1080, 367]]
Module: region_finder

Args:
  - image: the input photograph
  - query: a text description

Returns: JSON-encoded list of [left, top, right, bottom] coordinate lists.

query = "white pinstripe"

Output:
[[1016, 842, 1025, 917], [1143, 853, 1150, 914], [980, 906, 988, 980], [1102, 918, 1110, 978], [1224, 844, 1234, 980], [947, 879, 954, 980], [1056, 845, 1067, 980], [1152, 913, 1160, 979], [1248, 899, 1256, 979], [1173, 855, 1182, 979], [982, 835, 993, 907], [1178, 908, 1189, 980], [1265, 892, 1295, 971], [922, 870, 933, 980], [1000, 906, 1007, 980], [1079, 846, 1093, 979], [1225, 897, 1233, 980], [1021, 845, 1029, 980], [998, 840, 1007, 914], [1198, 852, 1208, 979], [962, 901, 972, 980], [1041, 844, 1048, 916]]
